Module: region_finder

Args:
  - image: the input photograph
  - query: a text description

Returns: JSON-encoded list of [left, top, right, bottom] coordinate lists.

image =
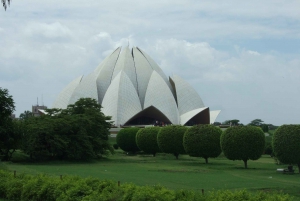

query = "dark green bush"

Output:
[[264, 136, 273, 155], [157, 125, 187, 159], [117, 127, 140, 153], [136, 127, 161, 156], [113, 144, 119, 150], [0, 170, 292, 201], [273, 125, 300, 173], [221, 126, 265, 168], [183, 125, 222, 163]]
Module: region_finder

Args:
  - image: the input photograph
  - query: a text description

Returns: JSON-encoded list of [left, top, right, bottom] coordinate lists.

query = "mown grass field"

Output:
[[1, 147, 300, 200]]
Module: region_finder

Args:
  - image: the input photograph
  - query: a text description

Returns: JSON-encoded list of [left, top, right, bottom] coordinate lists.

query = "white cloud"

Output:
[[0, 1, 300, 126], [24, 22, 73, 39]]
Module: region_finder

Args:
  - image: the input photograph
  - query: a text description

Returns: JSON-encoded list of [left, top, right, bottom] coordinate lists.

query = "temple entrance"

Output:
[[125, 106, 172, 126]]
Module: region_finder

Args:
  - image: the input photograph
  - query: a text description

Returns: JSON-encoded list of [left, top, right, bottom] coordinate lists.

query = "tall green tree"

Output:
[[183, 125, 222, 164], [221, 126, 265, 168], [0, 87, 15, 120], [157, 125, 187, 159], [22, 98, 113, 161], [273, 125, 300, 173], [136, 127, 161, 156], [0, 87, 20, 161]]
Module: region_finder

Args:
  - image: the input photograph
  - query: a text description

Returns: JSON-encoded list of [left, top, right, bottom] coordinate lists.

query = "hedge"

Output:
[[136, 127, 161, 156], [221, 126, 265, 169], [116, 127, 140, 153], [183, 125, 222, 163], [0, 170, 292, 201], [273, 125, 300, 173], [157, 125, 187, 159]]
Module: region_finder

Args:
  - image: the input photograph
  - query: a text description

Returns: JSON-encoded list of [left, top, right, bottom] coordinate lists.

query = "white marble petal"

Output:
[[112, 46, 138, 93], [96, 47, 121, 104], [69, 73, 98, 105], [102, 71, 142, 126], [144, 71, 179, 124], [137, 47, 176, 98], [52, 75, 83, 109], [180, 107, 208, 125], [171, 74, 205, 115], [210, 110, 221, 124], [132, 47, 153, 107]]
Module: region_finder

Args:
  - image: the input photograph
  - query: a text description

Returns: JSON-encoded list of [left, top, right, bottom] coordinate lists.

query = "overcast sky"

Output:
[[1, 0, 299, 125]]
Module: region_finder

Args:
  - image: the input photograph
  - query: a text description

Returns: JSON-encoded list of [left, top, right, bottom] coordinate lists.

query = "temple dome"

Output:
[[53, 46, 220, 126]]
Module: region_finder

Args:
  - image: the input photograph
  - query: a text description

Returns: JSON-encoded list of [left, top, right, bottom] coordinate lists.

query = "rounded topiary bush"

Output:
[[273, 125, 300, 172], [183, 124, 222, 164], [136, 127, 161, 157], [221, 126, 265, 168], [116, 127, 140, 153], [157, 125, 187, 159]]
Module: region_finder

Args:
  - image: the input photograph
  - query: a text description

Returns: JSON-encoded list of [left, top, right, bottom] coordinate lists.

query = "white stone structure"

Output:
[[53, 46, 220, 126]]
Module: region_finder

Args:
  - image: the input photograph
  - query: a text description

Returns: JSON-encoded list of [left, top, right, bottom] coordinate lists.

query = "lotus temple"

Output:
[[52, 46, 220, 126]]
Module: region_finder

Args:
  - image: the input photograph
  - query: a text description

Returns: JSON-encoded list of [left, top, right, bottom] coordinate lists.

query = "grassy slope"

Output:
[[3, 151, 300, 200]]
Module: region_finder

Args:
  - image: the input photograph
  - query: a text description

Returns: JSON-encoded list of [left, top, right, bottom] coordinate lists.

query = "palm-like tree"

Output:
[[2, 0, 11, 10]]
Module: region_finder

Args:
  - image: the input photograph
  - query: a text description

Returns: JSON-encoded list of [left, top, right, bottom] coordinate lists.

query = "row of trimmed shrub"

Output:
[[0, 170, 291, 201], [117, 125, 268, 168]]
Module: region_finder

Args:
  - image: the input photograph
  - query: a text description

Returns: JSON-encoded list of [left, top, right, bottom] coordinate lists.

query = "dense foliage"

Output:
[[0, 87, 20, 161], [264, 135, 273, 155], [0, 170, 292, 201], [220, 126, 265, 168], [157, 125, 187, 159], [136, 127, 161, 156], [117, 127, 140, 153], [21, 98, 113, 160], [273, 125, 300, 173], [0, 87, 15, 120], [183, 125, 222, 163]]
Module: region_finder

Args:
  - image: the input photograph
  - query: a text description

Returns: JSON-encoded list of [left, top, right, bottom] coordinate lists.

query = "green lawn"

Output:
[[2, 150, 300, 200]]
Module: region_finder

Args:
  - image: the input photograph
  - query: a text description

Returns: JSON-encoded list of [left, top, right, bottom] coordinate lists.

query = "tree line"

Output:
[[0, 87, 113, 161], [116, 124, 300, 171]]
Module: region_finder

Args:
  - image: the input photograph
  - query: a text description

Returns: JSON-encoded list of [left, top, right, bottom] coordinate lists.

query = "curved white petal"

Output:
[[52, 75, 83, 109], [102, 71, 142, 126], [171, 75, 205, 115], [180, 107, 209, 125], [132, 47, 153, 107], [96, 47, 121, 104], [69, 73, 98, 104], [112, 46, 138, 93], [210, 110, 221, 124], [144, 71, 179, 124], [137, 47, 176, 98]]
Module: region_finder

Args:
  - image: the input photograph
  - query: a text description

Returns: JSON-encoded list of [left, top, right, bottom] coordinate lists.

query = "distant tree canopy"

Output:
[[22, 98, 113, 161], [2, 0, 11, 10], [248, 119, 264, 126], [19, 110, 33, 120], [248, 119, 269, 132], [223, 119, 240, 126]]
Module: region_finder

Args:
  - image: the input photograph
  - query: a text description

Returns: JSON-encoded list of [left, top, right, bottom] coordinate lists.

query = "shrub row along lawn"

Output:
[[0, 169, 292, 201], [3, 152, 300, 200]]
